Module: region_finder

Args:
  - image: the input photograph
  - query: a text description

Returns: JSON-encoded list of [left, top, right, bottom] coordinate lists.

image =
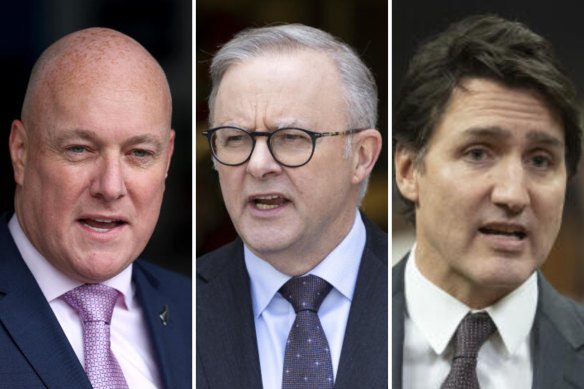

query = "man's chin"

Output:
[[469, 268, 536, 294], [64, 255, 133, 283]]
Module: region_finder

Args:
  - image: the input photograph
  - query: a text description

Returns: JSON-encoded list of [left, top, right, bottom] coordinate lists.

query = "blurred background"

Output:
[[393, 0, 584, 300], [0, 0, 191, 277], [196, 0, 389, 256]]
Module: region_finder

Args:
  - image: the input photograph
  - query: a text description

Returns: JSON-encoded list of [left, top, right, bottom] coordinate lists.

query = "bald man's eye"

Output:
[[131, 149, 153, 158], [67, 145, 88, 154], [63, 144, 93, 161], [127, 148, 158, 166]]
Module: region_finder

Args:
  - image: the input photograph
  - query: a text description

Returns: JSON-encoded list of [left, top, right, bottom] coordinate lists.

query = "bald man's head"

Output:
[[22, 27, 172, 130], [9, 27, 175, 283]]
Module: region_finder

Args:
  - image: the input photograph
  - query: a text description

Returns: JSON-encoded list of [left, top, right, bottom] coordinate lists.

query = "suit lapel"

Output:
[[132, 260, 192, 388], [132, 263, 184, 388], [392, 257, 407, 389], [196, 240, 263, 388], [335, 217, 388, 389], [0, 221, 91, 388], [393, 255, 584, 388], [532, 274, 584, 389]]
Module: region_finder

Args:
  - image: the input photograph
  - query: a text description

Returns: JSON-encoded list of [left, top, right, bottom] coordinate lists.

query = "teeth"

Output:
[[480, 227, 526, 239], [255, 195, 280, 200], [81, 221, 112, 233], [256, 203, 279, 210], [80, 217, 124, 233], [88, 225, 110, 233]]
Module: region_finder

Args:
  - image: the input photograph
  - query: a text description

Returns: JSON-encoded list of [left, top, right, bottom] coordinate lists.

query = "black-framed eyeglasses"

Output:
[[202, 126, 366, 167]]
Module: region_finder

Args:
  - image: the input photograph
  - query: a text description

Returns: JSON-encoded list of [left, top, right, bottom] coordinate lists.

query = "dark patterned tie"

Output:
[[62, 284, 129, 389], [441, 312, 496, 389], [280, 275, 334, 388]]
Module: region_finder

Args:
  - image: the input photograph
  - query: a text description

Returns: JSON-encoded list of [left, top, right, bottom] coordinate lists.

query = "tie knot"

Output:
[[279, 275, 332, 313], [62, 284, 120, 323], [452, 312, 496, 358]]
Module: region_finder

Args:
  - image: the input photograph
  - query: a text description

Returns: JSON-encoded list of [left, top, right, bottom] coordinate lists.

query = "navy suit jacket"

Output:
[[197, 214, 388, 389], [0, 216, 192, 389], [392, 256, 584, 389]]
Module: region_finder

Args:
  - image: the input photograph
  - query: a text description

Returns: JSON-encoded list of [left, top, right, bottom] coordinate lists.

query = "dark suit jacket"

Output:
[[197, 214, 388, 389], [392, 256, 584, 389], [0, 215, 192, 389]]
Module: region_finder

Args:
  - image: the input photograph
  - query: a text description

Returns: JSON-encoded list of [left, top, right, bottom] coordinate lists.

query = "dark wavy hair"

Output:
[[394, 14, 582, 222]]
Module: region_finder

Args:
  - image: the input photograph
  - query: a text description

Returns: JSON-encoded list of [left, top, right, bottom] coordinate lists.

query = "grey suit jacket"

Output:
[[392, 256, 584, 389], [197, 214, 388, 389]]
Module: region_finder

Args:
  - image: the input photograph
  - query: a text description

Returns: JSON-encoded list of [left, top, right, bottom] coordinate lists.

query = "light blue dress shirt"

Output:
[[244, 211, 366, 389]]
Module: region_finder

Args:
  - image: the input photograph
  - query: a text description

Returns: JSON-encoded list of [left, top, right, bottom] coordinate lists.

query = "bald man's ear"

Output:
[[9, 120, 29, 186], [351, 129, 382, 185], [164, 129, 175, 179]]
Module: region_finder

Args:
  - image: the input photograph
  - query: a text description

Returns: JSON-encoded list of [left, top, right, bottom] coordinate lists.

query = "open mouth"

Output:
[[250, 195, 289, 210], [80, 218, 127, 233], [478, 224, 527, 240]]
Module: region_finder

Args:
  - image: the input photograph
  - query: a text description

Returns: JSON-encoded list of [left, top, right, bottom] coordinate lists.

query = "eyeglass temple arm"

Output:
[[318, 128, 368, 137]]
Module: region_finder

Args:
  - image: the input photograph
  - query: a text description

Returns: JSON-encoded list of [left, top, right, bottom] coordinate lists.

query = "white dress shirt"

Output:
[[403, 246, 537, 389], [245, 211, 365, 389], [8, 215, 161, 388]]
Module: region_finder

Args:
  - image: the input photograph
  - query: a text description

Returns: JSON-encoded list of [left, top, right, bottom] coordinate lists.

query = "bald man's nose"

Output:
[[90, 157, 127, 201]]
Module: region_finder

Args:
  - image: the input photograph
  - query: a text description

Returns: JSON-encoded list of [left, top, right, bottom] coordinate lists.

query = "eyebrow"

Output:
[[52, 128, 97, 143], [526, 131, 564, 148], [275, 119, 306, 129], [213, 119, 311, 131], [460, 126, 564, 148], [52, 128, 164, 151], [123, 134, 164, 151]]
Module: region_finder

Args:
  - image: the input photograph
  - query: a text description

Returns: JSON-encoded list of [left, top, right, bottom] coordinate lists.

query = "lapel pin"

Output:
[[159, 304, 169, 326]]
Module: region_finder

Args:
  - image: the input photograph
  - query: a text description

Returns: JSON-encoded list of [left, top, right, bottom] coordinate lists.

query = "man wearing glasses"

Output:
[[197, 24, 387, 389]]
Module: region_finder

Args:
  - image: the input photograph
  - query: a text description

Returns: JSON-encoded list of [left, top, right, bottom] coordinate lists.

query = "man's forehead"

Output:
[[220, 48, 337, 83], [451, 78, 557, 114], [26, 28, 170, 118], [210, 50, 347, 132], [215, 49, 342, 106], [438, 78, 562, 130]]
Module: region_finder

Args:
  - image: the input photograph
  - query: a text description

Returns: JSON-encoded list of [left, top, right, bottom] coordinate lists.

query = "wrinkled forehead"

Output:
[[213, 49, 346, 124]]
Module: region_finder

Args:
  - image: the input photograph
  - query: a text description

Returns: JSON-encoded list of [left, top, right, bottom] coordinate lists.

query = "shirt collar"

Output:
[[405, 244, 538, 357], [8, 214, 134, 309], [245, 210, 366, 318]]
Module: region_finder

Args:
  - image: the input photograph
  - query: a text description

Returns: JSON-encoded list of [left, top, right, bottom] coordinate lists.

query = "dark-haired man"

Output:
[[394, 14, 584, 388]]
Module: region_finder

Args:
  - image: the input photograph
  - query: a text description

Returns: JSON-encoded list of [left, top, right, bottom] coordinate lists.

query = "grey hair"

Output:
[[208, 23, 378, 202]]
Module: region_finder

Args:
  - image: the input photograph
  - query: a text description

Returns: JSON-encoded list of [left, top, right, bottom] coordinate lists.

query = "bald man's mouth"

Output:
[[79, 217, 127, 233]]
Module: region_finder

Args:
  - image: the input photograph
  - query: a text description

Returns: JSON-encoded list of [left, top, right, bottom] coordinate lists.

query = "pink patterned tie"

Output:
[[62, 284, 129, 389]]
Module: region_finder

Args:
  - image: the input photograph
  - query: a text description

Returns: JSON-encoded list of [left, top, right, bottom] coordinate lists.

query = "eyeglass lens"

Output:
[[210, 127, 314, 166]]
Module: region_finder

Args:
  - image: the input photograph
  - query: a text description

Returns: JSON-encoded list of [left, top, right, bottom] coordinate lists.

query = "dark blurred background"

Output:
[[393, 0, 584, 300], [0, 1, 191, 277], [196, 0, 388, 256]]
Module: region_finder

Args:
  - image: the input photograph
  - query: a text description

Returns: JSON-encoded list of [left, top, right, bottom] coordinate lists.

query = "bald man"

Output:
[[1, 28, 191, 388]]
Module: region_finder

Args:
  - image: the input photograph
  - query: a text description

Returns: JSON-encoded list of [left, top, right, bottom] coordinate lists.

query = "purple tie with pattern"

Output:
[[280, 275, 334, 389], [62, 284, 129, 389]]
